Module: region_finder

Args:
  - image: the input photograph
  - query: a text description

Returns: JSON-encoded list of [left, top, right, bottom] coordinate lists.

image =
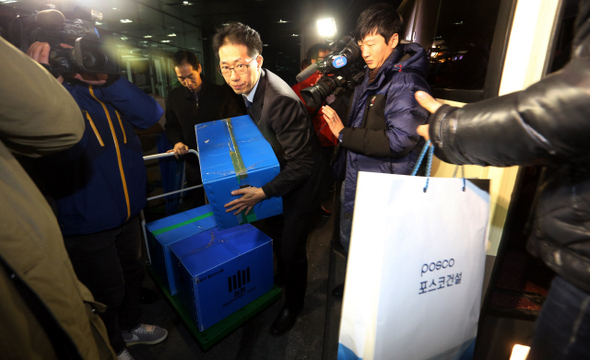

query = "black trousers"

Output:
[[263, 208, 318, 311], [63, 216, 144, 354]]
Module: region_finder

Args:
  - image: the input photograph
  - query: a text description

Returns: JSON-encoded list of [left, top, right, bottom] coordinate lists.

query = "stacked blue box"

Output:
[[196, 115, 282, 229], [170, 223, 274, 332], [145, 205, 216, 295]]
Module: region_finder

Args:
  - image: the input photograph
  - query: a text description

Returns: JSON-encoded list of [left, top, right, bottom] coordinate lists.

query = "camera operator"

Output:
[[27, 41, 167, 360], [292, 43, 341, 218], [322, 3, 432, 256]]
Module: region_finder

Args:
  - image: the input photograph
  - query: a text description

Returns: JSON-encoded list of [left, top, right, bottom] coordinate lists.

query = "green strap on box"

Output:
[[225, 118, 258, 223], [225, 119, 248, 182], [152, 211, 214, 236]]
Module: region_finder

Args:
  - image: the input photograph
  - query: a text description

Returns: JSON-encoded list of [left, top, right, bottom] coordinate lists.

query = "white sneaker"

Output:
[[117, 348, 135, 360], [122, 324, 168, 346]]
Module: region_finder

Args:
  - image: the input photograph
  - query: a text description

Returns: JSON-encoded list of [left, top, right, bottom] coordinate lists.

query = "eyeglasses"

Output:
[[218, 56, 258, 77]]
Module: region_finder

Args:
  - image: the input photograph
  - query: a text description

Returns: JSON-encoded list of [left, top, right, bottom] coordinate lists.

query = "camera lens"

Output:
[[301, 78, 336, 108], [81, 45, 107, 71]]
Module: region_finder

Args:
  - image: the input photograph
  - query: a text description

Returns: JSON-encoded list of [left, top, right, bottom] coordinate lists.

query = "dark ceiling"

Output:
[[161, 0, 397, 83], [0, 0, 399, 84]]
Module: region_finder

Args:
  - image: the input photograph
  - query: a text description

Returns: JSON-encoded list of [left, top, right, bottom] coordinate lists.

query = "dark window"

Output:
[[547, 0, 579, 73], [428, 0, 502, 97]]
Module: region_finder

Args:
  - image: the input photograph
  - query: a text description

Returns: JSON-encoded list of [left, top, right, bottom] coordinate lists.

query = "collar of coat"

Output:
[[182, 78, 208, 100], [364, 42, 429, 89], [248, 69, 267, 122]]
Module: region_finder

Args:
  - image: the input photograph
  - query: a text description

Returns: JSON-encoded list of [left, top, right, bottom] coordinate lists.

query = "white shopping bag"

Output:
[[338, 171, 490, 360]]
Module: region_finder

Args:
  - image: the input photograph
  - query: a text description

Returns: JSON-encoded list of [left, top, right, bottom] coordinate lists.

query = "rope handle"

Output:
[[410, 140, 465, 193]]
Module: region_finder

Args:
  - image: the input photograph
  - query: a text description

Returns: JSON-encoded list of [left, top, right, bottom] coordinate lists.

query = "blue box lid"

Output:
[[145, 205, 216, 246], [196, 115, 279, 184], [170, 224, 272, 277]]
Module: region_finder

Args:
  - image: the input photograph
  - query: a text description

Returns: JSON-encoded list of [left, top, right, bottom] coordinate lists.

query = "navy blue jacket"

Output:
[[340, 42, 431, 214], [45, 76, 163, 236]]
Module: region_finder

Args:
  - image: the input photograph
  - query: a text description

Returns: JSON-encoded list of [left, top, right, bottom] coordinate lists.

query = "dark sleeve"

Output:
[[164, 91, 184, 146], [340, 83, 429, 158], [97, 76, 163, 130], [261, 96, 315, 198], [428, 56, 590, 167]]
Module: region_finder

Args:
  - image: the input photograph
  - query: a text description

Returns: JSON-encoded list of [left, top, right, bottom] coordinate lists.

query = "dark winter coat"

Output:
[[44, 76, 163, 236], [165, 80, 245, 153], [248, 69, 324, 217]]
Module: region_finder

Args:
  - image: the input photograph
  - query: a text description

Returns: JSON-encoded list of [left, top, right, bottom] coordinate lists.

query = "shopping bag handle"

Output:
[[410, 140, 433, 177], [410, 140, 434, 192], [409, 140, 466, 192]]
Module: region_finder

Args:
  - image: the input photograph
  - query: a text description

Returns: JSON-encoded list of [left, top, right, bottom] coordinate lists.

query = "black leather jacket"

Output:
[[427, 0, 590, 294]]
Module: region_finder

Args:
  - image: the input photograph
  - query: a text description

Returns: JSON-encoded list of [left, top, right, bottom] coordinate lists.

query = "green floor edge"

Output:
[[147, 266, 282, 351]]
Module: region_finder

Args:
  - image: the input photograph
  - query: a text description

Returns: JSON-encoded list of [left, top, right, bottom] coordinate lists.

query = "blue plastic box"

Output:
[[145, 205, 216, 295], [170, 224, 274, 331], [196, 115, 283, 229]]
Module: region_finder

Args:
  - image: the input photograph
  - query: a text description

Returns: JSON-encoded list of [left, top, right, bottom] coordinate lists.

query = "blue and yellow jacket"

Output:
[[45, 76, 163, 236]]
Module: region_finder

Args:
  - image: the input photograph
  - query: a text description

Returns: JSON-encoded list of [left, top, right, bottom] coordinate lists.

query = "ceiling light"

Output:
[[182, 1, 193, 4], [143, 35, 152, 39], [95, 21, 103, 25], [292, 34, 299, 37], [167, 33, 177, 37], [120, 36, 128, 41], [161, 40, 171, 43], [120, 19, 133, 23], [317, 17, 337, 38], [278, 19, 287, 24]]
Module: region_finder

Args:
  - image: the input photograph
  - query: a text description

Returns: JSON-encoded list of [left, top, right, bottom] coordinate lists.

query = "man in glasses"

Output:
[[165, 50, 245, 209], [213, 22, 324, 335]]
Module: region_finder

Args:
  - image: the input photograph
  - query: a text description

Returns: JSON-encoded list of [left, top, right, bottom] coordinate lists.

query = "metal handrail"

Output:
[[143, 150, 202, 201], [141, 149, 202, 264]]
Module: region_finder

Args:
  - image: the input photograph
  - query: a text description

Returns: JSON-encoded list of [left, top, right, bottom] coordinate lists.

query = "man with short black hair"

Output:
[[165, 50, 245, 208], [213, 22, 324, 335], [323, 3, 431, 253]]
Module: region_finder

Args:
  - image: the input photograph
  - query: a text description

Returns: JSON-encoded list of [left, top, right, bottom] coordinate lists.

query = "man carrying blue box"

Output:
[[212, 22, 324, 335]]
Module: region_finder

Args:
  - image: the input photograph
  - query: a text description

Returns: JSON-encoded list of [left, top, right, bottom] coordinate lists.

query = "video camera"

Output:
[[297, 36, 365, 108], [9, 7, 119, 76]]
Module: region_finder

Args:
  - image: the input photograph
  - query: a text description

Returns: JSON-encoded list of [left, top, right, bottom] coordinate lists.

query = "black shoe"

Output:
[[139, 287, 159, 304], [332, 283, 344, 299], [270, 306, 300, 336]]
